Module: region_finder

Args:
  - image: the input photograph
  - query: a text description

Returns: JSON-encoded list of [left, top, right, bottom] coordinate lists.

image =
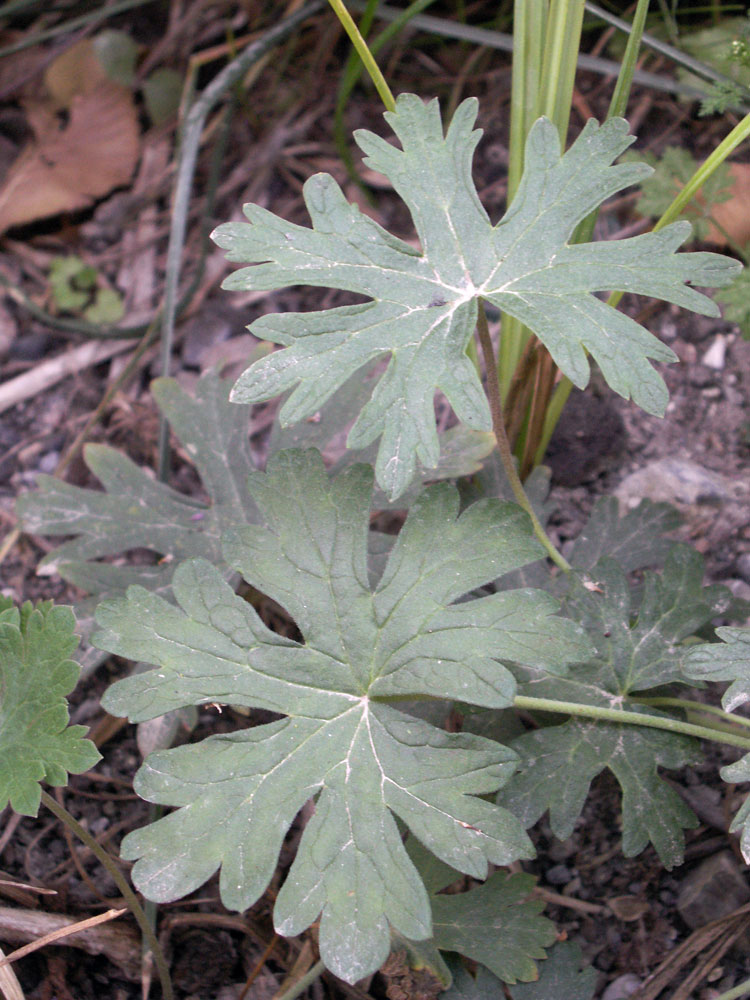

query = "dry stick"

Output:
[[155, 0, 326, 479], [475, 304, 571, 572], [0, 909, 127, 969], [39, 791, 173, 1000]]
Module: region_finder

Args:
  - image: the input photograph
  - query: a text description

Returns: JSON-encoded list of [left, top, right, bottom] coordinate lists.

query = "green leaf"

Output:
[[94, 448, 590, 983], [567, 498, 682, 575], [498, 545, 729, 868], [716, 266, 750, 339], [142, 67, 183, 126], [84, 287, 124, 325], [213, 94, 738, 499], [404, 835, 557, 984], [0, 601, 100, 816], [633, 147, 733, 242], [431, 871, 555, 985], [498, 717, 698, 869], [719, 753, 750, 861], [685, 626, 750, 713], [270, 363, 495, 509], [17, 372, 259, 668], [93, 29, 138, 87], [440, 960, 505, 999], [508, 942, 596, 999]]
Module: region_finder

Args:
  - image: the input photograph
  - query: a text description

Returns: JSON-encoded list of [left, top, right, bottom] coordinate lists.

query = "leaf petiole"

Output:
[[40, 791, 173, 1000], [514, 696, 750, 753], [476, 304, 571, 574]]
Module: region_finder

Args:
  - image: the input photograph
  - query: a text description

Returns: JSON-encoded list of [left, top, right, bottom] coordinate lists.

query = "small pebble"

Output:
[[689, 364, 715, 388], [702, 334, 727, 369], [736, 553, 750, 584], [38, 451, 59, 474], [546, 864, 573, 885], [602, 973, 642, 999]]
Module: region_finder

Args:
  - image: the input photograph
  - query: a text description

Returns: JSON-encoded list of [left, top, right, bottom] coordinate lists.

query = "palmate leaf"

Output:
[[685, 626, 750, 713], [498, 546, 730, 868], [213, 93, 739, 499], [441, 942, 595, 1000], [401, 838, 555, 986], [16, 373, 259, 672], [0, 598, 100, 816], [685, 627, 750, 861], [94, 448, 590, 984], [17, 372, 259, 596], [508, 942, 597, 1000], [431, 871, 554, 985]]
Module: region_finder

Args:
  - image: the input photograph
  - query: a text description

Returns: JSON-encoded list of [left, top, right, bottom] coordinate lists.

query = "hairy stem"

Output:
[[476, 305, 571, 572], [634, 696, 750, 733], [513, 696, 750, 752], [40, 791, 173, 1000]]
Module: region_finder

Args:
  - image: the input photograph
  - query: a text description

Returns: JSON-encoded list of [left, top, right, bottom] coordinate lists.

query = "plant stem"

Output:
[[275, 959, 326, 1000], [715, 980, 750, 1000], [40, 791, 173, 1000], [513, 696, 750, 752], [327, 0, 395, 111], [634, 696, 750, 733], [476, 305, 571, 573]]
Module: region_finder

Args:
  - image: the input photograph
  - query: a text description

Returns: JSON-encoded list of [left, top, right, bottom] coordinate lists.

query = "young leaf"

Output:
[[440, 961, 507, 1000], [508, 941, 597, 1000], [0, 599, 100, 816], [94, 448, 590, 984], [430, 871, 555, 985], [213, 93, 739, 499], [498, 546, 730, 868], [402, 839, 556, 985]]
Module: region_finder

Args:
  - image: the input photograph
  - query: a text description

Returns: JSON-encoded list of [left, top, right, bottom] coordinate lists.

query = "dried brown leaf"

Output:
[[708, 162, 750, 248], [0, 81, 139, 233]]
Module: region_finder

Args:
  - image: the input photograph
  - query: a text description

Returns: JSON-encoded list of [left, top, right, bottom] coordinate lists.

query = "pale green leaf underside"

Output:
[[0, 602, 100, 816], [213, 93, 739, 498], [685, 626, 750, 713], [95, 448, 590, 983]]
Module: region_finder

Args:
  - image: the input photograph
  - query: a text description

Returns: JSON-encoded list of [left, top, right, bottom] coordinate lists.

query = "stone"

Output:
[[701, 334, 727, 370], [602, 973, 643, 999], [615, 457, 734, 512], [676, 852, 750, 930], [737, 552, 750, 584]]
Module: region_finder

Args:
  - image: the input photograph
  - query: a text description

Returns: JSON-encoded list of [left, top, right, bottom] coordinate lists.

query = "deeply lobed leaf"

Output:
[[0, 600, 100, 816], [686, 627, 750, 862], [213, 94, 739, 499], [95, 448, 590, 983], [498, 546, 729, 867]]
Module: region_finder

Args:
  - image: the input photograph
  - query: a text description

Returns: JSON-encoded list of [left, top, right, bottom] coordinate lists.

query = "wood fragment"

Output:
[[0, 339, 133, 415], [0, 906, 139, 981]]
